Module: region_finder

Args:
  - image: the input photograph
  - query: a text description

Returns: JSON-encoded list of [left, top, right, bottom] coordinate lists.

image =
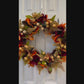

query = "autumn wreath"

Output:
[[19, 12, 66, 74]]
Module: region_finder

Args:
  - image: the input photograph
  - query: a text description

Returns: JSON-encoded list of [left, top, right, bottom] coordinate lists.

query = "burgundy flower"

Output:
[[54, 30, 64, 38], [61, 51, 66, 57], [57, 24, 65, 31], [49, 57, 52, 62], [36, 14, 48, 23], [30, 55, 40, 66], [57, 24, 66, 37], [19, 32, 25, 47]]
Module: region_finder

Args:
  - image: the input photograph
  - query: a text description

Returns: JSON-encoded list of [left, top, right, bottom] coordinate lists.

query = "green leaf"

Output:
[[24, 26, 29, 30], [59, 51, 61, 54], [38, 62, 41, 65], [48, 67, 52, 73], [42, 61, 46, 65], [37, 30, 40, 34], [40, 50, 43, 54], [25, 15, 33, 19], [50, 15, 56, 21], [26, 41, 29, 45]]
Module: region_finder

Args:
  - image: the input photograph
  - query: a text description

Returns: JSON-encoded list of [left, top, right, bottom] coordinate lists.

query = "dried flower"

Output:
[[30, 55, 40, 66]]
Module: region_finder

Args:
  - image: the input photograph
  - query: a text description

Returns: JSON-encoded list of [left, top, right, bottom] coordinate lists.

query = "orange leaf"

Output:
[[61, 56, 66, 62], [19, 50, 21, 54], [31, 51, 37, 56], [58, 23, 66, 28], [40, 64, 45, 67], [52, 35, 60, 42], [29, 36, 34, 40], [25, 18, 33, 27], [48, 33, 51, 35], [19, 36, 21, 40]]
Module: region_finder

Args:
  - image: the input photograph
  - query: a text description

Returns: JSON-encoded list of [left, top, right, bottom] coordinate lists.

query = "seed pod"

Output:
[[57, 55, 60, 59], [41, 27, 44, 30], [52, 24, 56, 27], [24, 57, 28, 60]]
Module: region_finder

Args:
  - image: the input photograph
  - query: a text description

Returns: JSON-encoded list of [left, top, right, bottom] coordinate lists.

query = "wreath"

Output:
[[19, 12, 66, 74]]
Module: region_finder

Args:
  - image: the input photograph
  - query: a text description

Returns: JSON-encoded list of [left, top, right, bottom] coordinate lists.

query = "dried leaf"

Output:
[[27, 28, 37, 34], [57, 63, 65, 71]]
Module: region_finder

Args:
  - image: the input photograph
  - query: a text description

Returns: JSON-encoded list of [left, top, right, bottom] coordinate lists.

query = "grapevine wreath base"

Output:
[[19, 12, 66, 74]]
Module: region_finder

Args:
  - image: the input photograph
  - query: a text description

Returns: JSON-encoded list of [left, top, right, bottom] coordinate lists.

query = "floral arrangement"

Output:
[[19, 12, 66, 74]]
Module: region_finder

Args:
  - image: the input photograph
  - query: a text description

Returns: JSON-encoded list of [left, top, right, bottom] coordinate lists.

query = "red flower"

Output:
[[19, 32, 24, 47], [61, 50, 66, 57], [49, 57, 52, 62], [30, 55, 40, 66], [36, 14, 48, 23], [57, 23, 66, 31], [57, 23, 66, 37]]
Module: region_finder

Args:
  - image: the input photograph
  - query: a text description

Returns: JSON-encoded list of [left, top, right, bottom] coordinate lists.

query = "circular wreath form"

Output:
[[19, 12, 66, 74]]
